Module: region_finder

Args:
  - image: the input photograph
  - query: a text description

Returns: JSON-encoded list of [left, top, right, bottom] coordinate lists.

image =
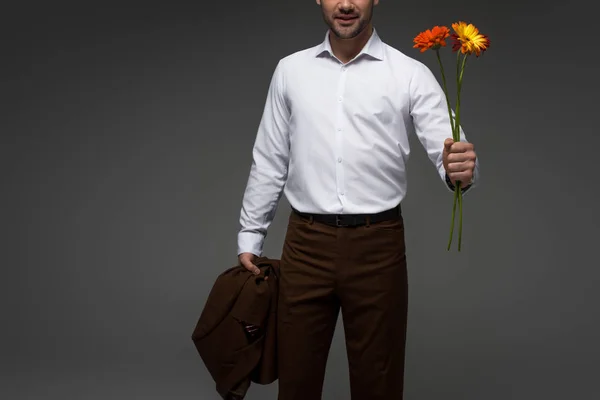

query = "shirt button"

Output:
[[338, 96, 343, 102], [337, 157, 342, 163], [337, 127, 342, 131]]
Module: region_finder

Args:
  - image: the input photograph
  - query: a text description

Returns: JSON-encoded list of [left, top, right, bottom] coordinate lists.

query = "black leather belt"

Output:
[[292, 205, 401, 227]]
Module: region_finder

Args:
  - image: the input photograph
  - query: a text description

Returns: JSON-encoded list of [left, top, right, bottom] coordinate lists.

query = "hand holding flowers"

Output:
[[413, 22, 490, 251]]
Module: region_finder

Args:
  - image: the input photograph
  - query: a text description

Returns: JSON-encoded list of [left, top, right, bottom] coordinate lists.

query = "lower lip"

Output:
[[336, 17, 358, 25]]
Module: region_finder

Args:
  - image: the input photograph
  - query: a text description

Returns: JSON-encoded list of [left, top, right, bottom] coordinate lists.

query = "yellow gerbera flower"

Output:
[[450, 21, 490, 57]]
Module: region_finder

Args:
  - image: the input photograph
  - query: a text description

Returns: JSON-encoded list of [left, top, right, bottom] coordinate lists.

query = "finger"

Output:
[[242, 260, 261, 275], [448, 171, 473, 184], [446, 153, 461, 163], [448, 150, 475, 163], [446, 153, 468, 164], [450, 142, 474, 153], [446, 161, 462, 172], [245, 261, 260, 275], [447, 160, 475, 172], [444, 138, 454, 151]]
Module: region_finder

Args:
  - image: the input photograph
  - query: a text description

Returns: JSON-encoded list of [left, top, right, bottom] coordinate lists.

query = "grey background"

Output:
[[2, 1, 598, 399]]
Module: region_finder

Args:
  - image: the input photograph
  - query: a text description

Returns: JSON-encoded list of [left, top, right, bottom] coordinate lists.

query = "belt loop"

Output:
[[309, 215, 314, 225], [366, 216, 371, 227]]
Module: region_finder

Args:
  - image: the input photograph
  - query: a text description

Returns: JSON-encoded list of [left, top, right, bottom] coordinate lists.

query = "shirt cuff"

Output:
[[237, 230, 265, 257]]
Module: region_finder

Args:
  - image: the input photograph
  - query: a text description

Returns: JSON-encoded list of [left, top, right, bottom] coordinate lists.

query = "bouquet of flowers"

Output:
[[413, 21, 490, 251]]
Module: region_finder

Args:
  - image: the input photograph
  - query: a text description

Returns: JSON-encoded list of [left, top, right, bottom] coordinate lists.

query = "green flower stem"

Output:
[[447, 181, 459, 250], [448, 52, 469, 251], [458, 181, 463, 250], [437, 49, 462, 251], [454, 53, 468, 142], [435, 49, 455, 134]]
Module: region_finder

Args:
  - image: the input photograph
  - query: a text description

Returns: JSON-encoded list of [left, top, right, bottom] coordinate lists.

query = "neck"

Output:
[[329, 24, 373, 63]]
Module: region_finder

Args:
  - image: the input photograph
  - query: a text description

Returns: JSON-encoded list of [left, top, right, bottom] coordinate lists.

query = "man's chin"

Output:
[[331, 26, 361, 39]]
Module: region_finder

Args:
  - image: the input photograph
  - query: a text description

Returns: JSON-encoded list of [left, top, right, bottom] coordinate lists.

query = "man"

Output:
[[236, 0, 479, 398]]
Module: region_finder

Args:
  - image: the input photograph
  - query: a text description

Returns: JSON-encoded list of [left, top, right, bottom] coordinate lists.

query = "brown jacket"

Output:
[[191, 257, 280, 399]]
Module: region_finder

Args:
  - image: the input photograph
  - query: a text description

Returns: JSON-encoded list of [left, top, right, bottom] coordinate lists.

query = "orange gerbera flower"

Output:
[[413, 25, 450, 53], [450, 21, 490, 57]]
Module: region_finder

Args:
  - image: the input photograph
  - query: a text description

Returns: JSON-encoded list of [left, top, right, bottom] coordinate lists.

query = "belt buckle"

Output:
[[335, 215, 347, 227]]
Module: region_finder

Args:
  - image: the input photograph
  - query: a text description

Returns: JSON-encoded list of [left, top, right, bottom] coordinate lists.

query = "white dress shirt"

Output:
[[237, 28, 480, 256]]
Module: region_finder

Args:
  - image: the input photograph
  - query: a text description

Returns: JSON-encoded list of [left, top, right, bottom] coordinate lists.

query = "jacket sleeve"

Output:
[[409, 61, 480, 193], [237, 60, 291, 256]]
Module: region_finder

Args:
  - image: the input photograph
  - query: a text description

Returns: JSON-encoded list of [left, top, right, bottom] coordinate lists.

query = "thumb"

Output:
[[444, 138, 454, 151], [243, 259, 261, 275]]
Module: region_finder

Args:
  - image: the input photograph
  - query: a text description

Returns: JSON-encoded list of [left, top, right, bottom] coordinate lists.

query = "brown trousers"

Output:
[[277, 208, 409, 400]]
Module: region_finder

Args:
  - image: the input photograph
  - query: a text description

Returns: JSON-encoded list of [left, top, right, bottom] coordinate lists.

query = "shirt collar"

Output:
[[315, 27, 384, 61]]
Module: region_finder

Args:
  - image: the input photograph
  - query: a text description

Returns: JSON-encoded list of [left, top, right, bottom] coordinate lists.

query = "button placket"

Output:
[[335, 63, 347, 202]]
